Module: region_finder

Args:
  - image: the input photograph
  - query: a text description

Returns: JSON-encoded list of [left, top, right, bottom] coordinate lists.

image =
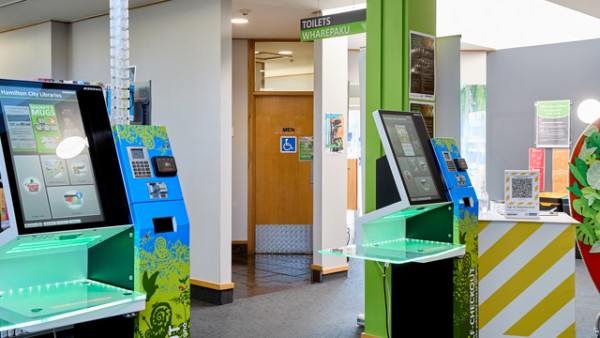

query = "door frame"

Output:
[[247, 39, 313, 254]]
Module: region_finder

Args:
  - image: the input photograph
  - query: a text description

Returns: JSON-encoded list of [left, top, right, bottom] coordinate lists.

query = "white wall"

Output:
[[232, 39, 248, 241], [50, 22, 70, 81], [69, 0, 233, 286], [461, 51, 487, 84], [436, 35, 461, 141], [348, 49, 360, 85], [0, 23, 52, 79]]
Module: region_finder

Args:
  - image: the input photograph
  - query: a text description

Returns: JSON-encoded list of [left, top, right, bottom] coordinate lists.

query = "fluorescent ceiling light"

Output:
[[278, 51, 293, 55], [232, 18, 249, 24]]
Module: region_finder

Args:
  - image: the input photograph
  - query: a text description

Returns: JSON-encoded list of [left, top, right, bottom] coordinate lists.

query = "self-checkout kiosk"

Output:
[[322, 110, 478, 337], [0, 79, 145, 337], [113, 124, 190, 338]]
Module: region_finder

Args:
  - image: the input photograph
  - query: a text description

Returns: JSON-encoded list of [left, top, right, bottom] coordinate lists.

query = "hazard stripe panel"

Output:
[[478, 218, 576, 337]]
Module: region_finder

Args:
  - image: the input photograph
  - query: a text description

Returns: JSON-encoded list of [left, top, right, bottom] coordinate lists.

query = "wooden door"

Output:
[[250, 93, 313, 252]]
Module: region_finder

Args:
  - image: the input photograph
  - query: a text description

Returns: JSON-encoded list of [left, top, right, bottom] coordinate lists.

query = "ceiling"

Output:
[[0, 0, 598, 47]]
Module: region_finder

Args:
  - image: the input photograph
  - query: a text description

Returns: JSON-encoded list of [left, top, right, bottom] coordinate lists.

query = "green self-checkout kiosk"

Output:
[[323, 110, 479, 337], [0, 79, 190, 338]]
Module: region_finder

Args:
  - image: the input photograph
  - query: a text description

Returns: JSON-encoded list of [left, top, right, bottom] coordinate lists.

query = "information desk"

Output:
[[478, 212, 576, 337]]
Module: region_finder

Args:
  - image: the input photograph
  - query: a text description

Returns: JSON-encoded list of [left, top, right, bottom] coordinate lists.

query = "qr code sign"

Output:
[[511, 177, 533, 199], [504, 170, 540, 218]]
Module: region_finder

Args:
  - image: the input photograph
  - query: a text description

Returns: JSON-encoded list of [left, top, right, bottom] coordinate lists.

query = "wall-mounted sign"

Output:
[[409, 31, 435, 100], [299, 136, 314, 161], [300, 9, 366, 42], [325, 113, 344, 155], [535, 100, 570, 148], [410, 101, 435, 138], [280, 136, 297, 153], [528, 148, 545, 191], [552, 148, 569, 194]]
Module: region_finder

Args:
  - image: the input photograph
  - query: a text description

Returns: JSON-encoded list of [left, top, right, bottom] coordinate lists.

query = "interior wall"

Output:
[[50, 22, 70, 81], [70, 0, 233, 285], [436, 35, 461, 141], [232, 39, 248, 241], [0, 22, 52, 79], [461, 51, 486, 85], [487, 38, 598, 200]]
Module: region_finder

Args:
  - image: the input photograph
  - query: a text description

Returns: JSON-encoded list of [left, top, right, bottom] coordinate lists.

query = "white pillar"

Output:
[[188, 0, 233, 303], [312, 36, 349, 278]]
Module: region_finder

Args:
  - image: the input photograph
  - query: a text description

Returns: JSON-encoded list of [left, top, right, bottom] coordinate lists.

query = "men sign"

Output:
[[300, 9, 366, 42]]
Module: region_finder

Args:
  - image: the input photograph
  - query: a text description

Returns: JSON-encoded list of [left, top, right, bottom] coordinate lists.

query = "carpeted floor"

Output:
[[191, 258, 600, 338]]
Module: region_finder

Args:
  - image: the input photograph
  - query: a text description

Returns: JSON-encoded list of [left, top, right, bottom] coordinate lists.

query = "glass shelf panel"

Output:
[[0, 279, 145, 332], [320, 238, 465, 264]]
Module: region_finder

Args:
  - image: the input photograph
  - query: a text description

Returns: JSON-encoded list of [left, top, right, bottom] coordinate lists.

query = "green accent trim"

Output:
[[300, 22, 366, 41]]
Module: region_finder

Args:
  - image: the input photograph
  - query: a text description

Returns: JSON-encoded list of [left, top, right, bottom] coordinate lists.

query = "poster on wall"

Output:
[[552, 148, 569, 194], [528, 148, 545, 191], [324, 113, 344, 155], [299, 136, 314, 161], [410, 101, 435, 138], [409, 31, 435, 100], [535, 100, 570, 148]]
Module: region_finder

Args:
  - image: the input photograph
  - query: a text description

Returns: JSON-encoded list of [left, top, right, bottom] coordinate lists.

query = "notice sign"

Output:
[[552, 148, 569, 194], [505, 170, 540, 219], [528, 148, 545, 191], [299, 136, 314, 161], [300, 9, 366, 42], [535, 100, 570, 148], [410, 31, 436, 100]]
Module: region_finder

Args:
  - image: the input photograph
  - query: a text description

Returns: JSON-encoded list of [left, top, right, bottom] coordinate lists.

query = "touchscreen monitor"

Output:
[[373, 110, 447, 208], [0, 79, 130, 234]]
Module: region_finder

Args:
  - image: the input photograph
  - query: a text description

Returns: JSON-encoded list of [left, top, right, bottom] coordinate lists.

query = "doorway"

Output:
[[248, 41, 315, 254]]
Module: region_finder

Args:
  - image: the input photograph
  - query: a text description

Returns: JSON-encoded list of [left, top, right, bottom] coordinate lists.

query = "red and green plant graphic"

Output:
[[569, 122, 600, 293]]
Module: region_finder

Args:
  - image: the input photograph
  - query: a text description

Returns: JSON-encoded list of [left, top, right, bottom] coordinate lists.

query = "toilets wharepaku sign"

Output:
[[300, 8, 366, 42]]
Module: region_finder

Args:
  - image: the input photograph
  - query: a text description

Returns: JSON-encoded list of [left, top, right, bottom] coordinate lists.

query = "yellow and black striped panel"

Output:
[[478, 220, 575, 337]]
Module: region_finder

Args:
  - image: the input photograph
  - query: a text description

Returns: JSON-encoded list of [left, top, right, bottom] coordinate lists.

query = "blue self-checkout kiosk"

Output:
[[0, 79, 145, 337], [322, 110, 478, 337], [113, 125, 190, 338]]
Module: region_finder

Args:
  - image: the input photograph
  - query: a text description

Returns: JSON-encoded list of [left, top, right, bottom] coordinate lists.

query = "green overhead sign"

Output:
[[300, 9, 366, 42]]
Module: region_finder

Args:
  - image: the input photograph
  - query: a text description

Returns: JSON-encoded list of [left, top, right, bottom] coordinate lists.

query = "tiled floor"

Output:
[[231, 253, 312, 299]]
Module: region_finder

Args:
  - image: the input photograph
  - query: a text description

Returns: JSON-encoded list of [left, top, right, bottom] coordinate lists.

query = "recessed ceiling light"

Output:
[[232, 18, 249, 24], [278, 51, 293, 55]]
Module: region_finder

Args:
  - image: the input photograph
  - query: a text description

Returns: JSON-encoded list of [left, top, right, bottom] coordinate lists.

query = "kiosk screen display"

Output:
[[374, 110, 446, 205], [0, 79, 130, 233]]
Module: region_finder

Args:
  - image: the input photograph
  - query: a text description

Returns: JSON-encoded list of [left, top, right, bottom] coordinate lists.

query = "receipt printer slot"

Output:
[[153, 217, 175, 233]]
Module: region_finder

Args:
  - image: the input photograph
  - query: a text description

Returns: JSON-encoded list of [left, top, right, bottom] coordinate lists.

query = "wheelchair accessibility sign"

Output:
[[280, 136, 297, 153]]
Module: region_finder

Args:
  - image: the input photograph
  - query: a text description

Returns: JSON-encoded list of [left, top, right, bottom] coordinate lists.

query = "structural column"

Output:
[[312, 36, 350, 281]]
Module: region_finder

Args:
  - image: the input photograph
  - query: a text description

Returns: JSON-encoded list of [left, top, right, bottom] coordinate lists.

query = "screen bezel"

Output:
[[373, 110, 447, 207], [0, 79, 131, 235]]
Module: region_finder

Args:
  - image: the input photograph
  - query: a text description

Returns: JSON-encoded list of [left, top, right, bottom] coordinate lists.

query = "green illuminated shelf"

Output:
[[0, 279, 145, 333], [320, 238, 465, 264]]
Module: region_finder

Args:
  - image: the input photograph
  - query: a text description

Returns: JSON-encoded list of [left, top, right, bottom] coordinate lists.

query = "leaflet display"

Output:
[[373, 110, 446, 207], [0, 79, 130, 234]]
